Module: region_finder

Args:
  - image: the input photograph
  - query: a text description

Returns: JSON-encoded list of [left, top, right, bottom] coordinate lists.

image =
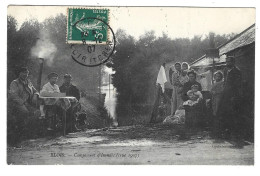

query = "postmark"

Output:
[[69, 16, 116, 67], [67, 8, 109, 44]]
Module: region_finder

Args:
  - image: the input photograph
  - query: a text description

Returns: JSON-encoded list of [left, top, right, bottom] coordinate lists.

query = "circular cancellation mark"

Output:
[[70, 17, 116, 67]]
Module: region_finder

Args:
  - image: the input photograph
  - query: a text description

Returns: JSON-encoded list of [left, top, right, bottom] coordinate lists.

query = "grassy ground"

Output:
[[7, 93, 110, 146]]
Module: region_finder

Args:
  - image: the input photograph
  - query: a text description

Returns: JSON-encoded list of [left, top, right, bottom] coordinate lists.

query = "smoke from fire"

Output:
[[31, 30, 57, 66]]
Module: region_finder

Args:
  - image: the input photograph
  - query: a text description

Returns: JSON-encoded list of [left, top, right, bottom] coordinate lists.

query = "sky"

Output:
[[7, 6, 255, 74], [8, 6, 255, 39]]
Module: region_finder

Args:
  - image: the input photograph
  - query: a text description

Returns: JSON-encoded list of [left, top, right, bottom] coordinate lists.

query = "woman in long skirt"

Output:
[[210, 71, 224, 137], [171, 62, 189, 115]]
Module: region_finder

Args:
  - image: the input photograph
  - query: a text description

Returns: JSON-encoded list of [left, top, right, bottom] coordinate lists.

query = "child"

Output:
[[183, 84, 203, 106]]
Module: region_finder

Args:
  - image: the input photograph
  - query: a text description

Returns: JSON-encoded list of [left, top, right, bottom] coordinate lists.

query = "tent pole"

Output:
[[212, 57, 215, 85]]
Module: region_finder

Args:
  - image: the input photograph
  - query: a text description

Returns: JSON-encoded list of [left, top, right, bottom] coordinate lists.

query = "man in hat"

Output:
[[40, 72, 60, 130], [8, 67, 40, 145], [60, 74, 81, 132], [40, 72, 60, 95], [217, 56, 243, 141], [59, 74, 80, 101], [9, 67, 39, 115]]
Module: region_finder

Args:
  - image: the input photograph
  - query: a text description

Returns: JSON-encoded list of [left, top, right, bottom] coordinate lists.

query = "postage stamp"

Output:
[[67, 8, 110, 44]]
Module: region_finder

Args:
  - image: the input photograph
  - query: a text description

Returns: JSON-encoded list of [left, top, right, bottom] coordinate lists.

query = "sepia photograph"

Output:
[[6, 5, 255, 165]]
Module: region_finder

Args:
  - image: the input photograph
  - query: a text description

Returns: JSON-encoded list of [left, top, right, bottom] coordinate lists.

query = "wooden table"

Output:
[[39, 96, 78, 136]]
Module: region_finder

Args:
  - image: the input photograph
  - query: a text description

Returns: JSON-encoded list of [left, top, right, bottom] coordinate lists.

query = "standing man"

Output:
[[218, 56, 243, 141], [60, 74, 81, 132], [8, 67, 40, 146]]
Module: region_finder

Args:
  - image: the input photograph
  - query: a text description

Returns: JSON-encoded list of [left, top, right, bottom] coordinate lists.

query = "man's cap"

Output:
[[226, 56, 235, 61], [47, 72, 59, 79], [16, 67, 29, 76], [191, 84, 199, 89], [64, 74, 72, 78], [18, 67, 29, 73]]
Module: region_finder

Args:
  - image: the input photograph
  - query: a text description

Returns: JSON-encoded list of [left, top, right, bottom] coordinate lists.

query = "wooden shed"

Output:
[[190, 24, 255, 131]]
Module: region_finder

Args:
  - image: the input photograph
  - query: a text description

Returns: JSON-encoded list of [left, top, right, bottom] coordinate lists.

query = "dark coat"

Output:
[[182, 81, 202, 101], [217, 66, 242, 120], [223, 66, 242, 99], [60, 84, 80, 101], [9, 78, 38, 105]]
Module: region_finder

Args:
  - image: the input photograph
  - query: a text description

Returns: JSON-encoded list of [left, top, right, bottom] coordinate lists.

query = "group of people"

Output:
[[8, 67, 81, 145], [39, 72, 81, 131], [158, 56, 243, 140]]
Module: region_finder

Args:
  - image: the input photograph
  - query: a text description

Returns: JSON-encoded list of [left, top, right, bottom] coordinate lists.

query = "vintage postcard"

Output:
[[6, 5, 255, 165]]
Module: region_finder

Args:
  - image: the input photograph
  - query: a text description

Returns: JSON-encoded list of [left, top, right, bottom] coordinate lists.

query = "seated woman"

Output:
[[182, 71, 202, 101], [182, 71, 204, 129], [183, 84, 203, 106]]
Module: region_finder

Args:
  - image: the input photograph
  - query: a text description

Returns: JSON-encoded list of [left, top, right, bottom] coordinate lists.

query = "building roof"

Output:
[[190, 24, 255, 68]]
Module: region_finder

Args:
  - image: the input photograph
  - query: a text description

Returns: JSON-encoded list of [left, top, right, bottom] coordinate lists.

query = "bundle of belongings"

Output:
[[163, 108, 185, 125]]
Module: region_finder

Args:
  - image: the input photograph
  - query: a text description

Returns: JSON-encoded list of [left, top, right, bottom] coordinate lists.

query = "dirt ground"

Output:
[[7, 124, 254, 165]]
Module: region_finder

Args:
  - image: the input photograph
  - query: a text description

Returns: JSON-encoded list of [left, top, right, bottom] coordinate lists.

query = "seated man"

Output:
[[40, 72, 60, 130], [60, 74, 81, 132], [8, 67, 40, 145], [40, 72, 60, 96], [59, 74, 80, 100]]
